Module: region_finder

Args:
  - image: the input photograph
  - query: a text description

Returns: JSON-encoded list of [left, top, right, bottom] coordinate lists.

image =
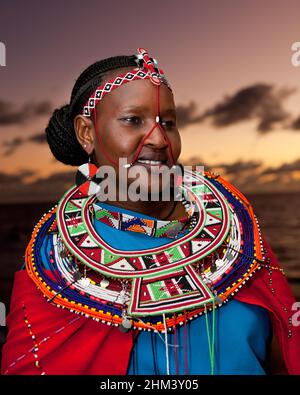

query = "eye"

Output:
[[120, 116, 143, 126], [160, 119, 177, 129]]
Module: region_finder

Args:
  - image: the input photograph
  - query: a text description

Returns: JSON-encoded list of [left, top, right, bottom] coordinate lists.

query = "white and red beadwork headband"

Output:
[[82, 48, 172, 117]]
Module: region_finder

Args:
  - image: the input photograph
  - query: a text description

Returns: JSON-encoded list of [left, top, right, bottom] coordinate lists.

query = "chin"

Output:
[[147, 181, 172, 201]]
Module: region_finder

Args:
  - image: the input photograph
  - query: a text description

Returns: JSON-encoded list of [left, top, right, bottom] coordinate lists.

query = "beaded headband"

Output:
[[82, 48, 171, 117]]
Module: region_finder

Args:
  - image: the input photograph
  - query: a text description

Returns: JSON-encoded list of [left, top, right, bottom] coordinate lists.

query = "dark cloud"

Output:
[[180, 159, 272, 194], [213, 160, 262, 175], [291, 115, 300, 130], [3, 137, 24, 156], [176, 84, 297, 133], [181, 158, 264, 189], [0, 171, 25, 185], [27, 132, 47, 144], [3, 132, 46, 156], [183, 157, 263, 175], [202, 84, 295, 133], [210, 158, 300, 192], [209, 160, 264, 193], [0, 99, 52, 126], [30, 171, 74, 188], [176, 102, 204, 129], [181, 156, 205, 166], [262, 159, 300, 175], [0, 169, 35, 185], [203, 158, 300, 194]]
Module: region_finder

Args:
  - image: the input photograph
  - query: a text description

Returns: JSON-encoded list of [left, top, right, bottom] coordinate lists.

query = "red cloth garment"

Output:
[[1, 236, 299, 375], [234, 235, 300, 375], [1, 272, 135, 375]]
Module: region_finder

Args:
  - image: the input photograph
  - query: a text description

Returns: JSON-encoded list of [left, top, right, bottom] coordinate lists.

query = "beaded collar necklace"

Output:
[[25, 169, 265, 333]]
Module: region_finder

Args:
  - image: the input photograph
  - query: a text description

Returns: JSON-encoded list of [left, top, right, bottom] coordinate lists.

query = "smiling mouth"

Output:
[[137, 159, 165, 165], [135, 159, 170, 169], [136, 161, 169, 170]]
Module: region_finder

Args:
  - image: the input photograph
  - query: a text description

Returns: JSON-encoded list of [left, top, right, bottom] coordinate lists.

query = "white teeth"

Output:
[[137, 159, 164, 165]]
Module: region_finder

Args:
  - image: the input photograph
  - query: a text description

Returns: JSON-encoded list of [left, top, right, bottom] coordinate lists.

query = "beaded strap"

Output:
[[93, 196, 196, 239]]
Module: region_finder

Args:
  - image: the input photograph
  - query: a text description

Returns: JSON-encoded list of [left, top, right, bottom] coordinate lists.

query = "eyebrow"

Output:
[[120, 105, 176, 116], [162, 108, 176, 116], [120, 105, 148, 112]]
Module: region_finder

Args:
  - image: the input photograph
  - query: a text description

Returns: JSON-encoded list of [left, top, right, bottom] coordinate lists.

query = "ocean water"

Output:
[[0, 192, 299, 309], [249, 191, 300, 299]]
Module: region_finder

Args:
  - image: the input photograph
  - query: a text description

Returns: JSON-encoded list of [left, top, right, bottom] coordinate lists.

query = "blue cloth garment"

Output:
[[94, 202, 272, 375], [127, 299, 271, 375]]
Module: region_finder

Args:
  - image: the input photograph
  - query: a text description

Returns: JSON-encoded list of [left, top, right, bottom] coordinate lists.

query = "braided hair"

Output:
[[45, 55, 137, 166]]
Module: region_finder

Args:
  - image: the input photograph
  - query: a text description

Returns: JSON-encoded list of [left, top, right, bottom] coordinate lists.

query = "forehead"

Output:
[[97, 68, 175, 113]]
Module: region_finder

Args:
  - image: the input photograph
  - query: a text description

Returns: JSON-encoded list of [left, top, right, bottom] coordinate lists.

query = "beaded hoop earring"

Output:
[[75, 157, 101, 196]]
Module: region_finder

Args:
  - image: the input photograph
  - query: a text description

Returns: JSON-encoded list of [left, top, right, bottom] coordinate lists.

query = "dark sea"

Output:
[[0, 192, 299, 310]]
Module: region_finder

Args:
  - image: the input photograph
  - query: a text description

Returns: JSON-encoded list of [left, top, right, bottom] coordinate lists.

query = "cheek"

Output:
[[117, 133, 139, 156], [168, 131, 181, 159], [101, 123, 141, 157]]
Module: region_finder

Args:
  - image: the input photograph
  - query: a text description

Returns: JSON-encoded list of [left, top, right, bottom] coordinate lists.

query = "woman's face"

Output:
[[76, 68, 182, 198]]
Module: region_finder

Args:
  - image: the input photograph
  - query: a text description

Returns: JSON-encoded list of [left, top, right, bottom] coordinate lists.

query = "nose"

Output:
[[143, 120, 169, 149]]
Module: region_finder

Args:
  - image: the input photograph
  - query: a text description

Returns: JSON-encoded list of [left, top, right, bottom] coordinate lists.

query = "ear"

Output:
[[74, 114, 95, 155]]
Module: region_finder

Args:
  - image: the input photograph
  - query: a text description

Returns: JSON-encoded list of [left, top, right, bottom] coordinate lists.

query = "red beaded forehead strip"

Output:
[[82, 48, 177, 168]]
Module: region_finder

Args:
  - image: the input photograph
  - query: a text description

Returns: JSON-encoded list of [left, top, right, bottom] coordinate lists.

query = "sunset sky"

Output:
[[0, 0, 300, 202]]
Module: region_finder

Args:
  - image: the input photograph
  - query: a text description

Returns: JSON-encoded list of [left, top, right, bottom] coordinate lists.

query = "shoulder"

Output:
[[203, 170, 253, 209], [28, 205, 58, 244], [25, 205, 58, 275]]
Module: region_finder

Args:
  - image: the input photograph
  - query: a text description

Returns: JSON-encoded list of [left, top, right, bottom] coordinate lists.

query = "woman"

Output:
[[1, 48, 299, 375]]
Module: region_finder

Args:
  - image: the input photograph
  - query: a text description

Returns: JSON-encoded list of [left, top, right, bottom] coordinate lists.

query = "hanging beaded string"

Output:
[[21, 303, 45, 375], [163, 313, 170, 375], [137, 310, 216, 375], [173, 313, 179, 375], [151, 331, 159, 375], [184, 310, 188, 374], [264, 257, 293, 339], [204, 298, 216, 375], [3, 315, 81, 375]]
